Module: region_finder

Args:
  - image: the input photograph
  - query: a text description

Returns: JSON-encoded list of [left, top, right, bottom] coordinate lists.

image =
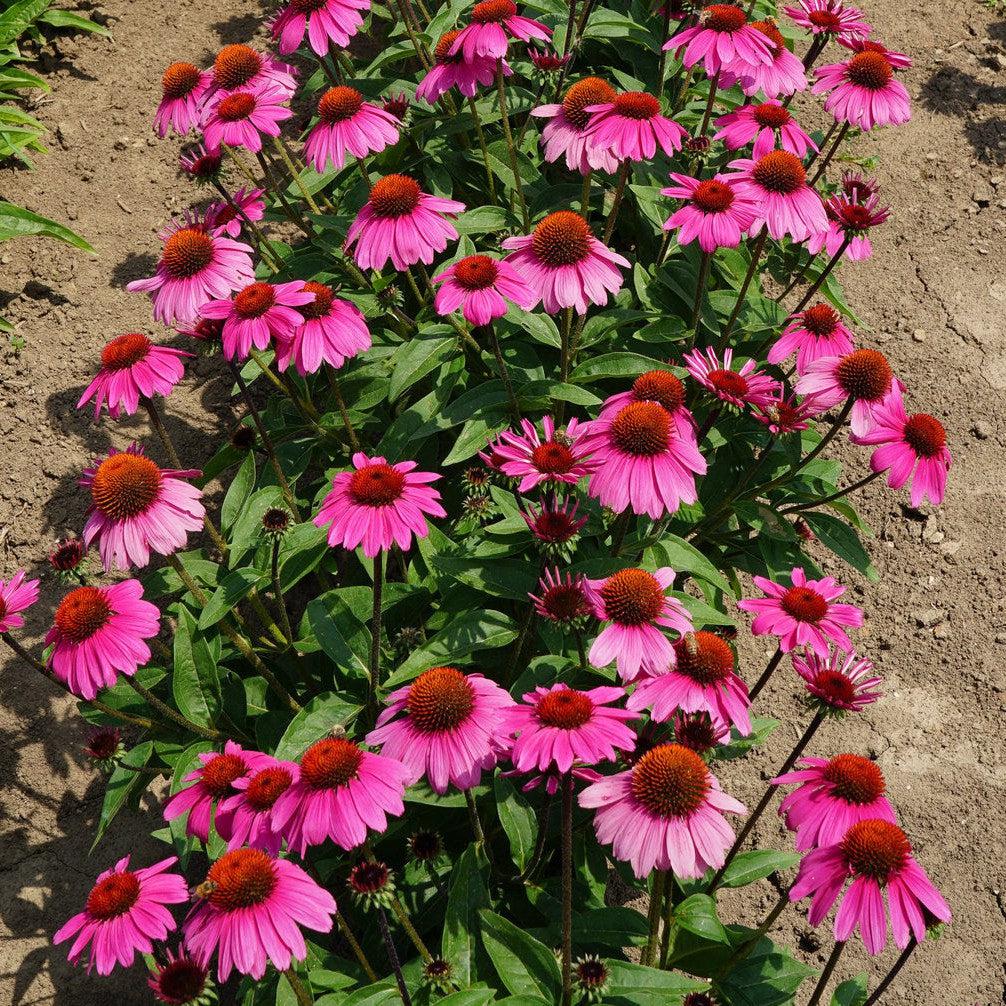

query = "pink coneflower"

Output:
[[432, 254, 537, 325], [127, 221, 254, 327], [272, 0, 370, 56], [851, 385, 951, 506], [502, 211, 629, 315], [775, 753, 896, 851], [784, 0, 871, 42], [665, 4, 774, 75], [80, 445, 204, 572], [200, 280, 315, 362], [305, 85, 400, 172], [504, 684, 638, 773], [314, 451, 445, 557], [727, 150, 828, 241], [795, 347, 899, 434], [662, 173, 760, 252], [449, 0, 551, 61], [808, 187, 891, 261], [628, 630, 752, 735], [528, 45, 569, 71], [205, 186, 266, 239], [183, 848, 337, 979], [164, 741, 273, 843], [0, 569, 40, 633], [77, 334, 191, 419], [721, 19, 808, 98], [600, 368, 689, 419], [216, 757, 299, 854], [584, 91, 687, 162], [367, 666, 515, 792], [532, 77, 621, 175], [794, 645, 882, 714], [752, 392, 824, 434], [838, 36, 912, 69], [714, 100, 817, 159], [673, 710, 730, 753], [416, 30, 510, 103], [584, 567, 692, 681], [580, 743, 745, 878], [201, 85, 293, 153], [179, 143, 223, 181], [54, 856, 187, 975], [270, 737, 409, 853], [208, 44, 298, 99], [274, 281, 371, 375], [155, 62, 212, 138], [685, 347, 780, 410], [529, 567, 592, 623], [346, 174, 464, 272], [813, 50, 910, 129], [737, 567, 863, 657], [789, 819, 951, 954], [581, 399, 706, 518], [494, 415, 596, 492], [148, 947, 210, 1005], [521, 497, 588, 547], [46, 581, 159, 699], [768, 303, 855, 374]]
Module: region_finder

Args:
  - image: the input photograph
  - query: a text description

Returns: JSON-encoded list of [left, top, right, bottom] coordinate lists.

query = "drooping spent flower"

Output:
[[314, 451, 445, 557], [532, 76, 621, 175], [449, 0, 551, 61], [305, 85, 401, 172], [155, 62, 212, 138], [584, 90, 687, 162], [432, 254, 537, 326], [366, 666, 515, 793], [768, 303, 855, 375], [274, 282, 371, 376]]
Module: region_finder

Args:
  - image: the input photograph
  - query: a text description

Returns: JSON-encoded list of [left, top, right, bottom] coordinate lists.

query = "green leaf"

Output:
[[432, 991, 497, 1006], [711, 717, 780, 762], [221, 451, 256, 532], [388, 330, 457, 402], [645, 534, 734, 597], [304, 596, 371, 682], [569, 351, 668, 382], [38, 9, 109, 34], [172, 608, 222, 728], [831, 975, 869, 1006], [718, 930, 816, 1005], [493, 775, 537, 871], [603, 960, 710, 1004], [478, 910, 561, 1002], [273, 692, 361, 761], [672, 894, 730, 944], [571, 907, 648, 948], [198, 568, 264, 629], [91, 741, 153, 850], [443, 844, 490, 987], [802, 512, 879, 581], [719, 850, 801, 889], [454, 204, 510, 234], [0, 200, 92, 251], [0, 0, 52, 47], [431, 555, 538, 600], [227, 485, 285, 567], [386, 609, 518, 687]]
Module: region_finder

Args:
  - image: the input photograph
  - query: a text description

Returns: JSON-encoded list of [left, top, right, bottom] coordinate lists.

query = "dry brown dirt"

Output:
[[1, 0, 1004, 1003]]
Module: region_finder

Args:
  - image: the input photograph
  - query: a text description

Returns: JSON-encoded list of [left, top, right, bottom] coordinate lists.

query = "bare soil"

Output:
[[1, 1, 1004, 1003]]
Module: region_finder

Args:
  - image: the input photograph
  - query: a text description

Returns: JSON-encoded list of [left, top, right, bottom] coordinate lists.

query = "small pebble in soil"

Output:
[[914, 608, 946, 628]]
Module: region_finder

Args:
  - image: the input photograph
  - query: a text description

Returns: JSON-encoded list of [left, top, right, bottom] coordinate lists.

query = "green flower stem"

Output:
[[271, 537, 295, 647], [560, 772, 574, 1006], [166, 554, 302, 713], [227, 360, 303, 519], [255, 150, 313, 236], [208, 176, 283, 270], [602, 160, 631, 244], [643, 870, 667, 966], [468, 97, 499, 204], [671, 65, 695, 114], [708, 711, 825, 890], [809, 121, 850, 187], [2, 633, 163, 732], [806, 939, 847, 1006], [271, 135, 322, 214], [377, 906, 413, 1006], [574, 628, 588, 671], [465, 787, 487, 846], [337, 910, 380, 982], [805, 119, 839, 168], [714, 883, 790, 975], [390, 895, 434, 962], [496, 60, 530, 230], [312, 50, 341, 86], [325, 369, 362, 451], [717, 229, 767, 350], [779, 469, 882, 516], [655, 3, 673, 98], [485, 321, 520, 421], [697, 69, 722, 138], [283, 970, 314, 1006], [690, 250, 713, 344], [580, 169, 592, 215], [369, 553, 384, 712], [748, 645, 783, 702], [123, 676, 225, 741], [393, 0, 432, 70], [862, 939, 917, 1006], [609, 508, 633, 556], [789, 235, 853, 314]]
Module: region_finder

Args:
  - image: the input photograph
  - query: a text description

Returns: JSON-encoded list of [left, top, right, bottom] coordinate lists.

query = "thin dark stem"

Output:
[[467, 97, 499, 203], [271, 537, 295, 646], [690, 250, 712, 343], [255, 150, 312, 236], [609, 508, 633, 556], [810, 121, 850, 186], [377, 907, 413, 1006], [370, 553, 384, 711], [775, 250, 819, 302], [517, 793, 554, 881], [574, 629, 587, 672], [283, 970, 314, 1006], [718, 230, 767, 349], [486, 322, 520, 421], [325, 369, 361, 451], [655, 2, 673, 98], [805, 119, 839, 169], [580, 169, 592, 215], [695, 404, 722, 443], [790, 236, 853, 314], [779, 469, 882, 515], [715, 884, 790, 976], [124, 677, 225, 741], [643, 870, 666, 966], [748, 646, 783, 702], [465, 788, 487, 846], [497, 60, 530, 229], [802, 34, 827, 71], [697, 69, 722, 138], [560, 773, 574, 1006], [561, 0, 578, 57], [708, 711, 825, 889], [806, 939, 847, 1006], [862, 939, 917, 1006], [603, 160, 631, 244]]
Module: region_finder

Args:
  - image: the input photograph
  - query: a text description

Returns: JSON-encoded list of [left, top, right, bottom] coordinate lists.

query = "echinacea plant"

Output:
[[1, 2, 957, 1006]]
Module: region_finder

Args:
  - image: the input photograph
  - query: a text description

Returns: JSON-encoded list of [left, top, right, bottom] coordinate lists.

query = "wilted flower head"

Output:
[[794, 646, 882, 714], [347, 859, 395, 909]]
